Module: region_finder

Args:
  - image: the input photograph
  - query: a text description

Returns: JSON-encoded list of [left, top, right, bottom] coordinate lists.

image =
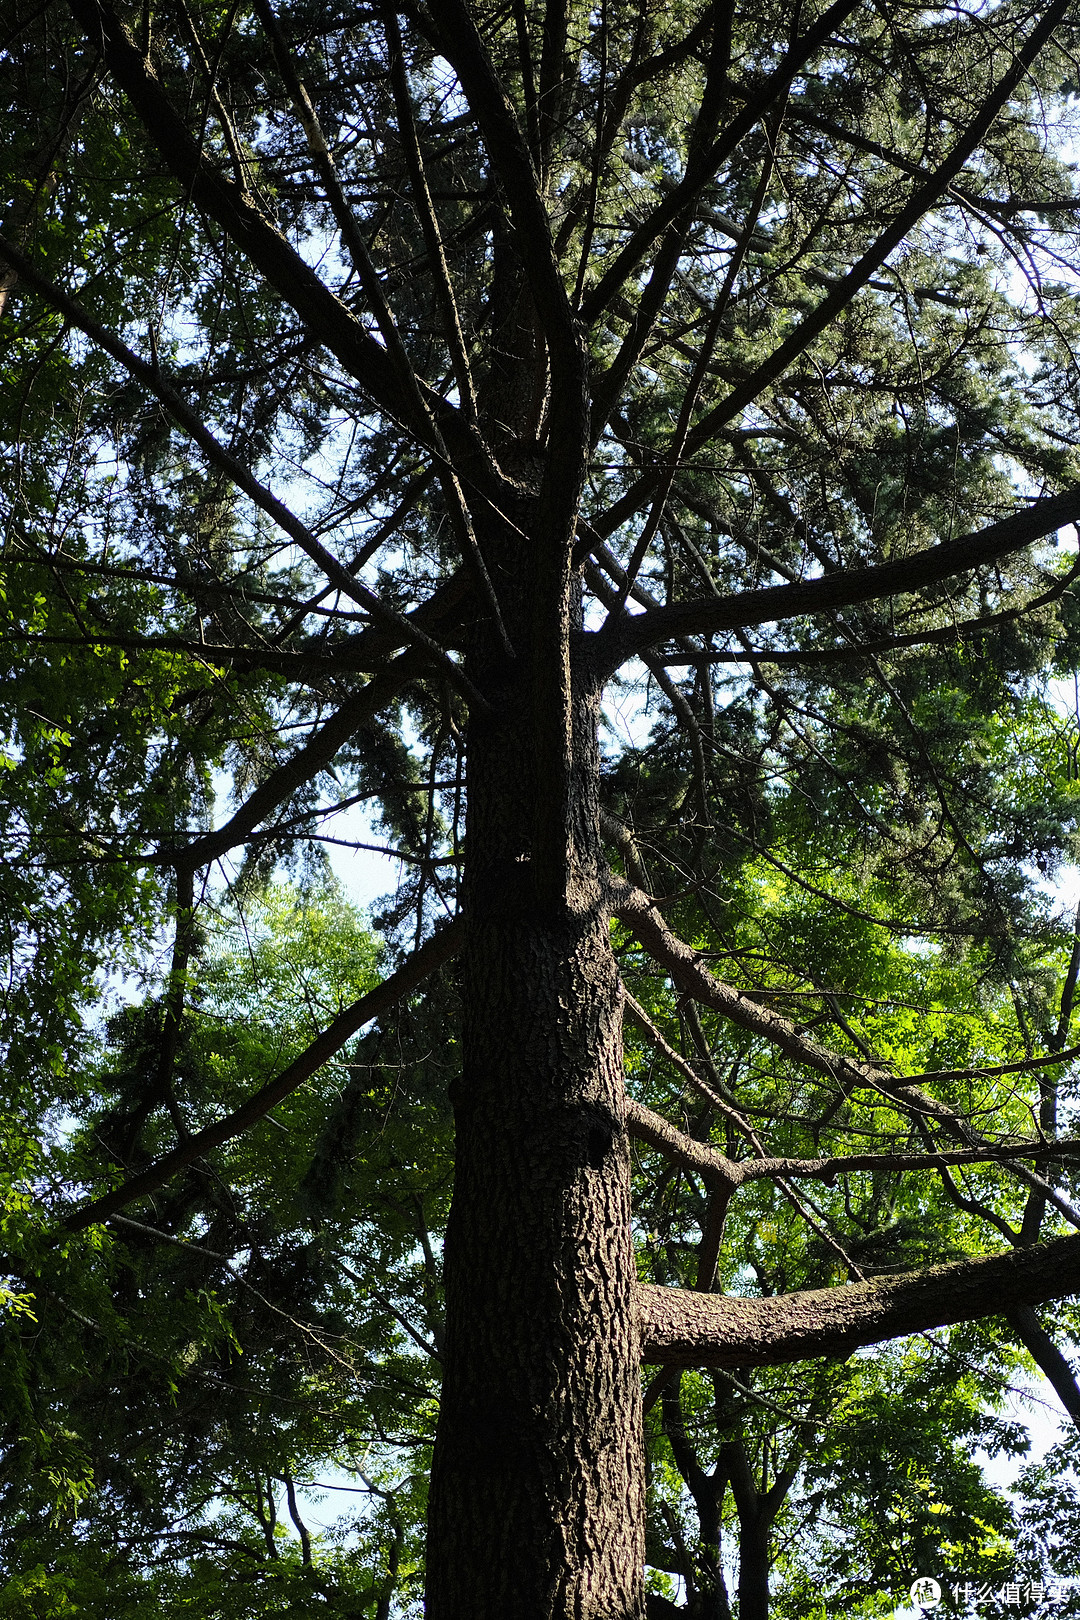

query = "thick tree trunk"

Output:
[[426, 665, 645, 1618]]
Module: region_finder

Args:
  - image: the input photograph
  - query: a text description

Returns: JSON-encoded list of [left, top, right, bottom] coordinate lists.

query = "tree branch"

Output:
[[593, 492, 1080, 673], [251, 0, 511, 658], [63, 0, 437, 434], [623, 988, 757, 1140], [626, 1096, 1080, 1190], [384, 7, 476, 419], [159, 651, 425, 872], [625, 1095, 741, 1188], [656, 549, 1080, 667], [1009, 1304, 1080, 1428], [579, 0, 864, 323], [613, 877, 901, 1098], [0, 231, 488, 710], [423, 0, 584, 411], [59, 919, 464, 1233], [591, 0, 1073, 543], [638, 1233, 1080, 1368], [613, 877, 1080, 1229]]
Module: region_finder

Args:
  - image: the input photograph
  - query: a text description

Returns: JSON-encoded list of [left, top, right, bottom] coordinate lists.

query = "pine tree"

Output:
[[6, 0, 1080, 1613]]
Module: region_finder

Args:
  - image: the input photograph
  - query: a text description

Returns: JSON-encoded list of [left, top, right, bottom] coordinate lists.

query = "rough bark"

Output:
[[735, 1514, 770, 1620], [427, 671, 645, 1619], [639, 1232, 1080, 1368], [23, 3, 1080, 1614]]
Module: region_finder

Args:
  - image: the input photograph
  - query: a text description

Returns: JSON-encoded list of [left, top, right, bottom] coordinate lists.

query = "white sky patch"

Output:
[[322, 795, 413, 911]]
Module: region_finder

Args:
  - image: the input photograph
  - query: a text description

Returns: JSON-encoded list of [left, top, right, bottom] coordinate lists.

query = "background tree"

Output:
[[1, 873, 1072, 1620], [1, 881, 450, 1618], [6, 0, 1080, 1614]]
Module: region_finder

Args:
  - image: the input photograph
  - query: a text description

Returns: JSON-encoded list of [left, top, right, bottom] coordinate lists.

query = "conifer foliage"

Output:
[[6, 0, 1080, 1613]]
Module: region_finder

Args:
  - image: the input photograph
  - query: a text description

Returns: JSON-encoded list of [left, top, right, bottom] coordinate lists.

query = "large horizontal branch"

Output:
[[638, 1232, 1080, 1368], [592, 486, 1080, 673], [59, 919, 464, 1235], [656, 551, 1080, 667]]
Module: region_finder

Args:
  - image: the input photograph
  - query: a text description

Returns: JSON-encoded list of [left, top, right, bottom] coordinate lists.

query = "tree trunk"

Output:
[[736, 1517, 771, 1620], [426, 656, 645, 1617], [722, 1437, 775, 1620], [695, 1494, 732, 1620]]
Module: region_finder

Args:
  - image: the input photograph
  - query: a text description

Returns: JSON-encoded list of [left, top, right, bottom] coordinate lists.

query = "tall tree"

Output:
[[5, 0, 1080, 1614]]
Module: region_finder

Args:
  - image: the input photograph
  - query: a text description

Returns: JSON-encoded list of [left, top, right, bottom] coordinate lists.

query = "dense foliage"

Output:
[[6, 0, 1080, 1612]]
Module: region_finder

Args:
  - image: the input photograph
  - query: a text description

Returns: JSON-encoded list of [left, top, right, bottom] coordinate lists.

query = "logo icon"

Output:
[[910, 1578, 942, 1609]]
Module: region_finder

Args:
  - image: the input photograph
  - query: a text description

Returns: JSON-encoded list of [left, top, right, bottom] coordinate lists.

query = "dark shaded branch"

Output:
[[656, 549, 1080, 667], [63, 0, 506, 503], [676, 0, 1073, 454], [662, 1376, 713, 1502], [579, 0, 864, 322], [588, 11, 744, 451], [338, 1258, 441, 1361], [0, 230, 487, 709], [384, 8, 476, 419], [60, 919, 464, 1233], [424, 0, 585, 409], [593, 492, 1080, 673], [1009, 1304, 1080, 1428], [160, 651, 425, 871], [282, 1470, 312, 1565], [154, 865, 196, 1136]]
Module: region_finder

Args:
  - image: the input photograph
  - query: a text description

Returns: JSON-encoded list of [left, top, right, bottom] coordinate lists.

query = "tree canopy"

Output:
[[5, 0, 1080, 1614]]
